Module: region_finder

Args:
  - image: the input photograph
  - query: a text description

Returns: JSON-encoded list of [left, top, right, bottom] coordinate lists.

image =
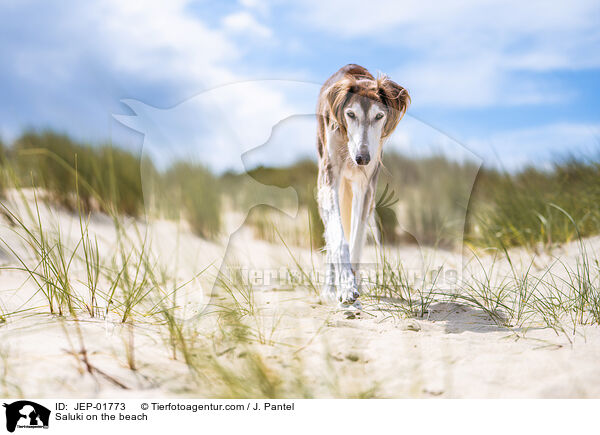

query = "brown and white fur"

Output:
[[316, 64, 410, 307]]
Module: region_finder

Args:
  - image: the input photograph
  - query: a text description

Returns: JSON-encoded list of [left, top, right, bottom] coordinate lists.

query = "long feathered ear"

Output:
[[378, 76, 410, 138], [325, 78, 353, 139]]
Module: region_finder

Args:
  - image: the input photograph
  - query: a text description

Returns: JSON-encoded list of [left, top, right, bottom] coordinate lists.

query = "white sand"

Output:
[[0, 191, 599, 398]]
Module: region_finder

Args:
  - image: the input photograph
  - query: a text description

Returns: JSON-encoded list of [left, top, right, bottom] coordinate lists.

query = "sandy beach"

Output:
[[1, 191, 599, 399]]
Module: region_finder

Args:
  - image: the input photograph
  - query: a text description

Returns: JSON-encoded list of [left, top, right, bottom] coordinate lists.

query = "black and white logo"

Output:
[[3, 401, 50, 433]]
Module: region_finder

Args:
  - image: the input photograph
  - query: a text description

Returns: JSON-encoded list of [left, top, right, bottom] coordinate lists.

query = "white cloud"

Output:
[[238, 0, 271, 16], [115, 80, 320, 173], [96, 0, 239, 86], [1, 0, 243, 96], [466, 122, 600, 169], [396, 56, 570, 108], [386, 116, 483, 165], [295, 0, 600, 107], [2, 0, 598, 171], [298, 0, 599, 61], [222, 11, 272, 38], [0, 0, 290, 147]]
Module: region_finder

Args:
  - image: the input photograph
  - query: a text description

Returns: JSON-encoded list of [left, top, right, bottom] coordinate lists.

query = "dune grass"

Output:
[[227, 150, 600, 252], [361, 240, 600, 345], [11, 130, 145, 216], [4, 129, 600, 251], [0, 166, 381, 397], [0, 138, 6, 198], [1, 130, 600, 397], [0, 176, 599, 397], [230, 159, 323, 248], [0, 168, 323, 397], [469, 156, 600, 249], [158, 162, 222, 238], [4, 130, 223, 239]]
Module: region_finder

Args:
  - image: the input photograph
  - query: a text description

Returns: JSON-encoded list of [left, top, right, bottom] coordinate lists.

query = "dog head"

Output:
[[326, 75, 409, 166]]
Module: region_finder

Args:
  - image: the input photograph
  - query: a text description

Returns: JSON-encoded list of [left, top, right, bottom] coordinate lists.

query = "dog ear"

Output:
[[325, 78, 353, 138], [378, 77, 410, 138]]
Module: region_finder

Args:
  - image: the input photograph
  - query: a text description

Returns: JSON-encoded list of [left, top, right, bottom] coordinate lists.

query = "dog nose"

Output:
[[355, 152, 370, 165]]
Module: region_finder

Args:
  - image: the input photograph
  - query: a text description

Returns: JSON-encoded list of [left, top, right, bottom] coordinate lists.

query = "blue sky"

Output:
[[1, 0, 599, 170]]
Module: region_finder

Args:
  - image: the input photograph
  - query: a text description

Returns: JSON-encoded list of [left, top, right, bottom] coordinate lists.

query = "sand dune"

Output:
[[0, 191, 599, 398]]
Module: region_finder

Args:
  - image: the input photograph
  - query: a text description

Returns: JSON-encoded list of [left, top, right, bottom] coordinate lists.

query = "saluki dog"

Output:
[[316, 64, 410, 307]]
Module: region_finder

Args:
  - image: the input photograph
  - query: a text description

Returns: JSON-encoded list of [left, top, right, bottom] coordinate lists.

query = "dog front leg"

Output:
[[349, 183, 373, 267], [318, 166, 359, 305], [350, 169, 379, 266]]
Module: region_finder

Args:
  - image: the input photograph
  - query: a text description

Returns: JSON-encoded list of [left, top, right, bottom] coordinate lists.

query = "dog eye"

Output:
[[375, 113, 384, 120], [347, 111, 355, 119]]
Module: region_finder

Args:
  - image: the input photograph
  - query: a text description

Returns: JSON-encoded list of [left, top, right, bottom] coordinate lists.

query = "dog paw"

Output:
[[339, 291, 360, 305], [320, 283, 337, 304], [337, 284, 360, 305], [337, 266, 359, 304]]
